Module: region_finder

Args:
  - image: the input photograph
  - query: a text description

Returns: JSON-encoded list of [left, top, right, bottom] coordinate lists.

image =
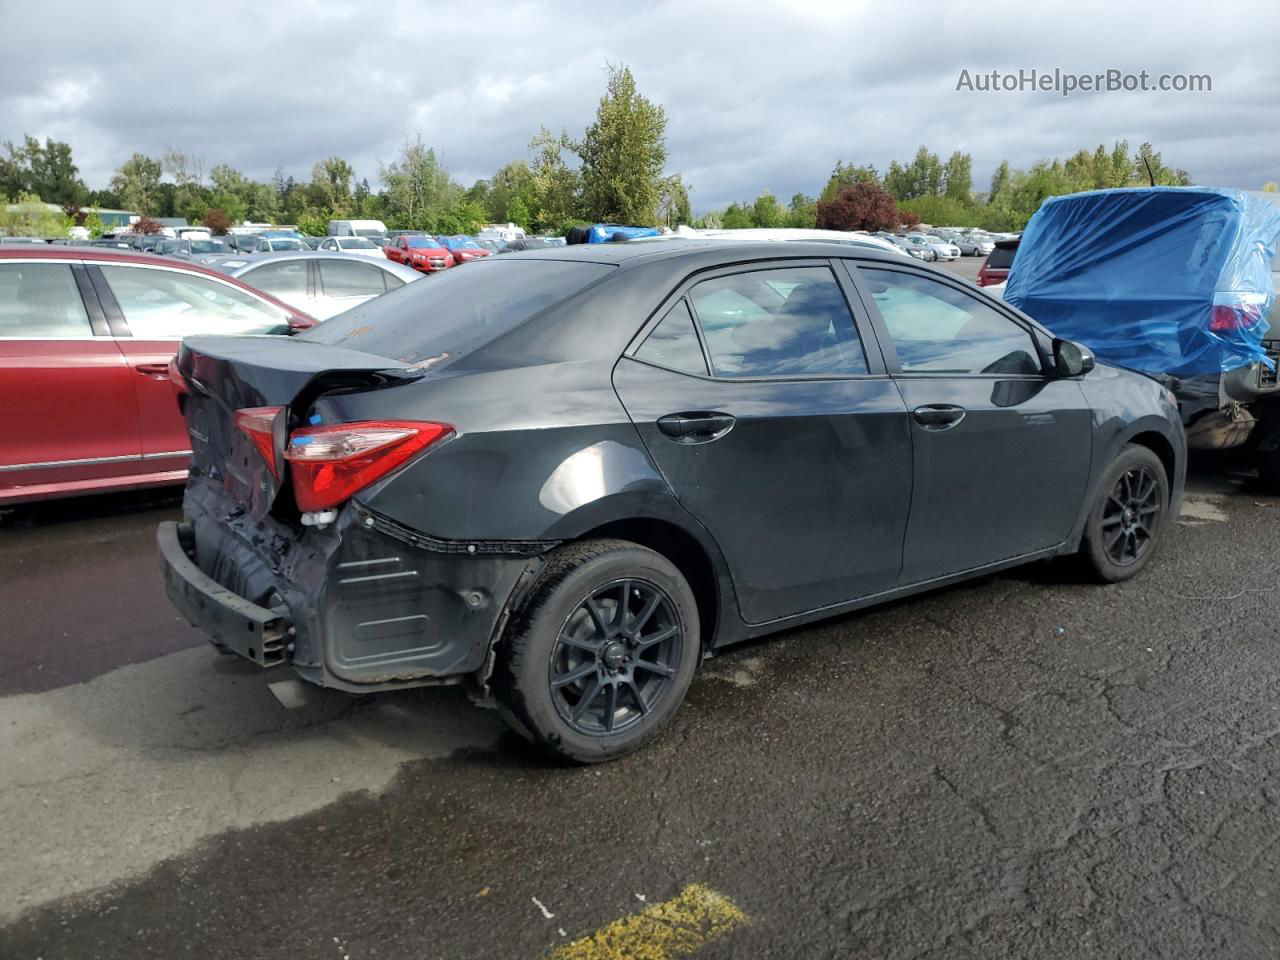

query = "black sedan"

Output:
[[159, 241, 1186, 762]]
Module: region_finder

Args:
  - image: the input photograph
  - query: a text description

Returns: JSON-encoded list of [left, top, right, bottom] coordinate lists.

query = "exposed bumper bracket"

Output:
[[157, 520, 290, 667]]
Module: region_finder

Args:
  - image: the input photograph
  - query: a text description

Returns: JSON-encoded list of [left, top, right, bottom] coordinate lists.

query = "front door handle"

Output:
[[134, 363, 170, 380], [657, 411, 736, 444], [912, 404, 966, 430]]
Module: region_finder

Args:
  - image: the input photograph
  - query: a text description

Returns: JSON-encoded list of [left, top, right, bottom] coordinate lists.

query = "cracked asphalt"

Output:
[[2, 454, 1278, 960]]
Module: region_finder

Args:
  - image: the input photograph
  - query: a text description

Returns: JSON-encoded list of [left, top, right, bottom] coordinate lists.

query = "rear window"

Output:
[[985, 243, 1018, 269], [0, 263, 92, 337], [302, 258, 612, 362]]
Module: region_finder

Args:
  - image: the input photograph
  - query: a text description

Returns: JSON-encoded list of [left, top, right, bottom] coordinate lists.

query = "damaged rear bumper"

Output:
[[159, 520, 291, 667], [159, 479, 551, 693]]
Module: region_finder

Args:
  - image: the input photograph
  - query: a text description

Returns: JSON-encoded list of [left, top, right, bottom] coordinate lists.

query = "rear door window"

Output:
[[635, 300, 708, 375], [0, 263, 93, 337], [242, 260, 309, 300], [100, 265, 291, 337], [318, 259, 389, 297], [688, 266, 868, 377]]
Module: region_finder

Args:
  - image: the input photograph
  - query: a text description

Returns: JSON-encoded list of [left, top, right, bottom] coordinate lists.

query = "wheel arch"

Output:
[[571, 516, 726, 653]]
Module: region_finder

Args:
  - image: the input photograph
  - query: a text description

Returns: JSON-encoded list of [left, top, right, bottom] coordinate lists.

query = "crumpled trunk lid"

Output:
[[176, 335, 422, 520]]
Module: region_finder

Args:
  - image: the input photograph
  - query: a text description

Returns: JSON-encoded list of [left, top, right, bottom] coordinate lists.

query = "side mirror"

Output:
[[1053, 338, 1095, 377]]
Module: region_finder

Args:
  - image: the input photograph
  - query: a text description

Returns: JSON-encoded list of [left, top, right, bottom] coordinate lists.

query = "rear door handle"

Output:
[[134, 363, 171, 380], [657, 411, 736, 444], [911, 404, 966, 430]]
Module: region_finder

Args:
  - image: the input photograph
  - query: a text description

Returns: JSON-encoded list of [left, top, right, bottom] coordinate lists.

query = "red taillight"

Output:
[[1209, 304, 1262, 333], [284, 420, 452, 512], [235, 406, 284, 479]]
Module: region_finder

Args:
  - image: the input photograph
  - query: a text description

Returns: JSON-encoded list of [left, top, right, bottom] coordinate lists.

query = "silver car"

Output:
[[949, 233, 996, 257], [905, 234, 961, 261], [205, 251, 421, 320], [170, 236, 235, 264]]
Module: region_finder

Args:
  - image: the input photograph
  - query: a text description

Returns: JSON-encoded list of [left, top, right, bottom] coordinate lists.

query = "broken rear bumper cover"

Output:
[[157, 480, 552, 693]]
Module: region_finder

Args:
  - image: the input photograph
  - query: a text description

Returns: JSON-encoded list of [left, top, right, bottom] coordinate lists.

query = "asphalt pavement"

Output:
[[3, 255, 1279, 959]]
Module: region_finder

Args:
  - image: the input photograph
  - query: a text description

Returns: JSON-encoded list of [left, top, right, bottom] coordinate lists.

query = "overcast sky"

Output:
[[1, 0, 1275, 212]]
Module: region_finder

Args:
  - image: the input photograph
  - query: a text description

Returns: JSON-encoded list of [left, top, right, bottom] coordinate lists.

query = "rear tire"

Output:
[[1080, 445, 1170, 583], [494, 539, 700, 763]]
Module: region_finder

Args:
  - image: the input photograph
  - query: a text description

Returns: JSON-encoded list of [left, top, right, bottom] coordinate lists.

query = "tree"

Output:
[[815, 182, 903, 231], [379, 134, 465, 231], [720, 203, 753, 229], [899, 195, 981, 228], [82, 209, 106, 239], [163, 148, 208, 222], [658, 175, 692, 227], [309, 156, 354, 213], [528, 127, 580, 231], [942, 151, 973, 202], [819, 162, 879, 204], [2, 137, 86, 207], [750, 191, 784, 228], [131, 216, 165, 235], [576, 64, 668, 224], [0, 192, 72, 237], [885, 146, 944, 201], [110, 153, 163, 213], [201, 208, 231, 234], [988, 160, 1011, 201], [487, 160, 536, 225], [786, 193, 817, 228]]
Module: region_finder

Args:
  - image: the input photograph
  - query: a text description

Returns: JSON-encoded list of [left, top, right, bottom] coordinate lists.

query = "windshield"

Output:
[[340, 238, 378, 249], [355, 228, 385, 239], [189, 240, 229, 254], [302, 259, 613, 363], [406, 236, 437, 249], [447, 237, 481, 250], [267, 238, 306, 251]]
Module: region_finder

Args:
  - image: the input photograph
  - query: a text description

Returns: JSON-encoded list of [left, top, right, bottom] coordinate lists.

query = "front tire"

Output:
[[1081, 445, 1169, 582], [494, 539, 701, 763]]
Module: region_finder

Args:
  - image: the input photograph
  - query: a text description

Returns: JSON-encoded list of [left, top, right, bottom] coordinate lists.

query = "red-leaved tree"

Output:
[[201, 208, 231, 235], [132, 216, 165, 235], [816, 182, 903, 231]]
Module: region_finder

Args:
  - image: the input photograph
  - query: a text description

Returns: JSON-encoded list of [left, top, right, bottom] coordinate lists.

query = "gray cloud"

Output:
[[1, 0, 1275, 212]]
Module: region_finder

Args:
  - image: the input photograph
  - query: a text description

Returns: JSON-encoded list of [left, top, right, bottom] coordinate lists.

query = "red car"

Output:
[[0, 246, 314, 504], [438, 235, 492, 264], [383, 235, 455, 272], [977, 238, 1019, 286]]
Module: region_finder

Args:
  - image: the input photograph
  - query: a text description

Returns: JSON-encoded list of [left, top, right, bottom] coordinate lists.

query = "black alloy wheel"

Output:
[[549, 579, 683, 736], [1100, 465, 1163, 566], [1081, 444, 1170, 583]]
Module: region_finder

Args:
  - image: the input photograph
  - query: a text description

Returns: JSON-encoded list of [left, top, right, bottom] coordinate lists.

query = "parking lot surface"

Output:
[[4, 448, 1278, 959]]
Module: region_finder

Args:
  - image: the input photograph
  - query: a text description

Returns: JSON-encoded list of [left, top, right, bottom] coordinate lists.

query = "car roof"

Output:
[[0, 243, 314, 319], [205, 250, 421, 278], [491, 239, 913, 270]]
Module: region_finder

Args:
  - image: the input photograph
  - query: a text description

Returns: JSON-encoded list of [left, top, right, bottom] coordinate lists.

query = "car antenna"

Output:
[[1142, 155, 1157, 187]]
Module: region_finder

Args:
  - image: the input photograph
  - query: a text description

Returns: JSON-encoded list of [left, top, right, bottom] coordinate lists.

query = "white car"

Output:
[[685, 227, 912, 259], [316, 236, 387, 259], [207, 252, 422, 320]]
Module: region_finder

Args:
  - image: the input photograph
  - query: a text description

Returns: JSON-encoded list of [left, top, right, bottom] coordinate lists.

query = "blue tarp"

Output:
[[1005, 187, 1280, 376], [587, 224, 662, 243]]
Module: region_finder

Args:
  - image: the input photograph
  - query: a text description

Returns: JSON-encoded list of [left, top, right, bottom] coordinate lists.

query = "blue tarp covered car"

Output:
[[1006, 187, 1280, 487], [1006, 187, 1280, 377]]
